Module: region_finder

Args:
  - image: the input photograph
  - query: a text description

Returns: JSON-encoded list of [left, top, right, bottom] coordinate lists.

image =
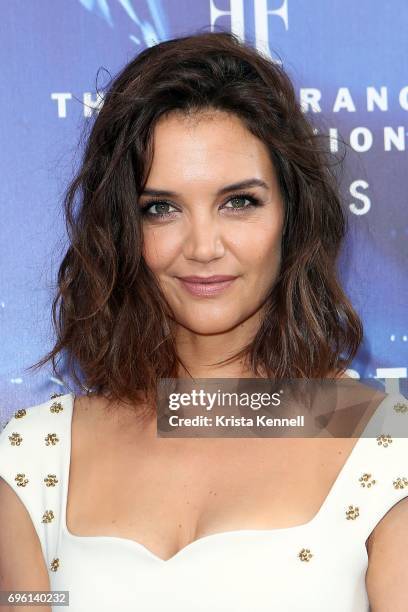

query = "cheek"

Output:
[[142, 228, 180, 272], [230, 221, 282, 271]]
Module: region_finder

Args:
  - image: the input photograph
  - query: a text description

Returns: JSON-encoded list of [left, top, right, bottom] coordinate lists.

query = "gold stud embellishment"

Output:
[[359, 473, 376, 488], [42, 510, 55, 524], [393, 477, 408, 490], [14, 409, 26, 419], [44, 474, 59, 487], [8, 432, 23, 446], [50, 393, 64, 400], [393, 402, 408, 414], [345, 505, 360, 520], [376, 434, 392, 447], [44, 433, 59, 446], [50, 401, 63, 414], [50, 558, 60, 572], [298, 548, 313, 562], [15, 473, 29, 487]]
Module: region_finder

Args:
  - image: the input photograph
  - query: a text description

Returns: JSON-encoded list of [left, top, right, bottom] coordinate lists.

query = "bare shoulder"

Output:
[[72, 393, 128, 426], [366, 496, 408, 609], [71, 392, 154, 444]]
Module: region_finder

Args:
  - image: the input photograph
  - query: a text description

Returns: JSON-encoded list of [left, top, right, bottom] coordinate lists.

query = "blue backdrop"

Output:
[[0, 0, 407, 421]]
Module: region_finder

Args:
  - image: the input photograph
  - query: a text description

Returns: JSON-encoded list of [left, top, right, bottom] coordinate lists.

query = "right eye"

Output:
[[140, 201, 178, 218]]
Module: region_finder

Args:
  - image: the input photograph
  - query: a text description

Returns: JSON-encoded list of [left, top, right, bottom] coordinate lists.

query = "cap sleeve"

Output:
[[349, 391, 408, 542], [0, 394, 72, 573]]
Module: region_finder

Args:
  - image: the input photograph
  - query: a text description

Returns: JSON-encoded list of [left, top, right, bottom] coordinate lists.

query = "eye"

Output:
[[222, 194, 260, 212], [139, 201, 178, 218]]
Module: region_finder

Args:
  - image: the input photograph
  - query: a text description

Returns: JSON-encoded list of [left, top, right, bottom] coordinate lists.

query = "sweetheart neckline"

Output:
[[60, 391, 378, 564]]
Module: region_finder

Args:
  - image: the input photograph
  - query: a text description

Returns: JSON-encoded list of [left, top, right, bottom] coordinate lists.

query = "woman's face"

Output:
[[139, 110, 285, 335]]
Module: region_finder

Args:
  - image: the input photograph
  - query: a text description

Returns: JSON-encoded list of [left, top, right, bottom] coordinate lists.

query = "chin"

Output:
[[177, 315, 242, 336]]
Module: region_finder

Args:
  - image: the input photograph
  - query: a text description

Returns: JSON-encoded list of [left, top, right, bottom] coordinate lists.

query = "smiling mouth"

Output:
[[177, 277, 237, 297]]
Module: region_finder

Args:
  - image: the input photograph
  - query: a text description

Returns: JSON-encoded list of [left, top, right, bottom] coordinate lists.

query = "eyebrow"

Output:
[[139, 178, 270, 198]]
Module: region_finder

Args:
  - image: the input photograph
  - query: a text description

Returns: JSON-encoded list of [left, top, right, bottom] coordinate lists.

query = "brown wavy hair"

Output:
[[29, 29, 363, 407]]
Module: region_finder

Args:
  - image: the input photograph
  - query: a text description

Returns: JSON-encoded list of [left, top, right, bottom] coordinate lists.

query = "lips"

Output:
[[178, 275, 237, 284], [176, 275, 237, 297]]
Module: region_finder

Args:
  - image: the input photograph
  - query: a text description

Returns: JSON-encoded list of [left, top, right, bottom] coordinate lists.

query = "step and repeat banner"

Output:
[[0, 0, 407, 415]]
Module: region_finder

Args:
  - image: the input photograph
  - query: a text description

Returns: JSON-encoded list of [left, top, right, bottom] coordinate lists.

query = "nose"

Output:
[[183, 213, 225, 263]]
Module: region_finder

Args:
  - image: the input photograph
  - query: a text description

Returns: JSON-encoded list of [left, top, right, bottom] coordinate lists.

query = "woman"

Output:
[[0, 31, 407, 612]]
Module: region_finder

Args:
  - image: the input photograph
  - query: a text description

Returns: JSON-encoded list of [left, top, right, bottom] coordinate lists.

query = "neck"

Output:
[[173, 309, 265, 379]]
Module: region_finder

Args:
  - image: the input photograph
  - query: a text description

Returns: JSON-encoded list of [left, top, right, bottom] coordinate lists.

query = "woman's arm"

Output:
[[0, 477, 52, 612], [366, 495, 408, 611]]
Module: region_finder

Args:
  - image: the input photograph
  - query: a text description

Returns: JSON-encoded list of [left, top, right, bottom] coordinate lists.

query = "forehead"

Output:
[[145, 110, 277, 193]]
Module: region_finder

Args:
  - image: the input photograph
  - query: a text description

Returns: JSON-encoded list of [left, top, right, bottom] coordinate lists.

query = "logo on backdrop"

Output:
[[210, 0, 289, 59]]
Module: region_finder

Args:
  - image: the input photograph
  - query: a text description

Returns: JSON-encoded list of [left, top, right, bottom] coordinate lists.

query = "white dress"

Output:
[[0, 391, 408, 612]]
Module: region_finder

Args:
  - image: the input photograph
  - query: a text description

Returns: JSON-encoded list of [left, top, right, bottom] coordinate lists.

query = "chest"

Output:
[[66, 418, 356, 562]]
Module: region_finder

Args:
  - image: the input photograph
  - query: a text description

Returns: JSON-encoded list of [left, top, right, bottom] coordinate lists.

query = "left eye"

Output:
[[223, 196, 256, 210]]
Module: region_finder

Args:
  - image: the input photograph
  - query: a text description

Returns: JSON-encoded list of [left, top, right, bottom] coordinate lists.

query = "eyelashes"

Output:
[[139, 192, 263, 221]]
